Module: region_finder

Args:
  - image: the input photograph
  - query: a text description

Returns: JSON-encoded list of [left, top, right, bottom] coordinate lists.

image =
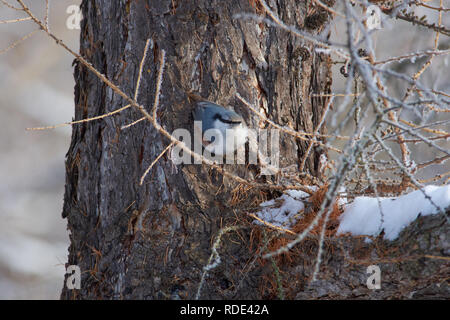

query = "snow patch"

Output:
[[337, 185, 450, 240], [253, 189, 310, 228], [315, 48, 331, 55]]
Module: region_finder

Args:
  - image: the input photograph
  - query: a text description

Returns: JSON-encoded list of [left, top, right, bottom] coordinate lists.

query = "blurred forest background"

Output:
[[0, 0, 448, 299], [0, 0, 80, 299]]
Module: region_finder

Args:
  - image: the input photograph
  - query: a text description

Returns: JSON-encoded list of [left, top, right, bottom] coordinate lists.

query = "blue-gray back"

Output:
[[193, 101, 243, 132]]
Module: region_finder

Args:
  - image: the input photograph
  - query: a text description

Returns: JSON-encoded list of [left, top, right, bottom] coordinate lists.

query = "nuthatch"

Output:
[[188, 93, 248, 156]]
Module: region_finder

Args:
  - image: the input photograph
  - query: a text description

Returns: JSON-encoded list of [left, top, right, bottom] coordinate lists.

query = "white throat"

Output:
[[204, 120, 248, 156]]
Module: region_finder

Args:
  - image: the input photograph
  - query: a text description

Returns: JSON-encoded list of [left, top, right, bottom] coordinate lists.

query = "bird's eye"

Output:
[[219, 116, 241, 124]]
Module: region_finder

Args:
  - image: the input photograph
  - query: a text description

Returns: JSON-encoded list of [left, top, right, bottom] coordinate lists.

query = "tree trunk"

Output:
[[60, 0, 333, 299], [295, 213, 449, 300]]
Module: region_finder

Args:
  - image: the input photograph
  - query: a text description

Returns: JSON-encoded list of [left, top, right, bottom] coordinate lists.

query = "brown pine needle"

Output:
[[399, 119, 449, 136], [417, 170, 450, 184], [424, 254, 450, 261], [0, 0, 21, 10], [0, 17, 31, 24], [121, 39, 152, 130], [44, 0, 49, 30], [0, 29, 39, 55], [26, 104, 131, 131], [134, 39, 151, 101], [311, 93, 360, 98], [121, 116, 145, 130], [140, 141, 175, 185], [248, 213, 296, 235]]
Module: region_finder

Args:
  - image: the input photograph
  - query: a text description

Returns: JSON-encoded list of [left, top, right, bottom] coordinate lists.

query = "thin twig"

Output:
[[248, 213, 296, 235], [0, 16, 31, 24], [140, 141, 175, 186], [26, 105, 131, 131], [0, 29, 38, 55]]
